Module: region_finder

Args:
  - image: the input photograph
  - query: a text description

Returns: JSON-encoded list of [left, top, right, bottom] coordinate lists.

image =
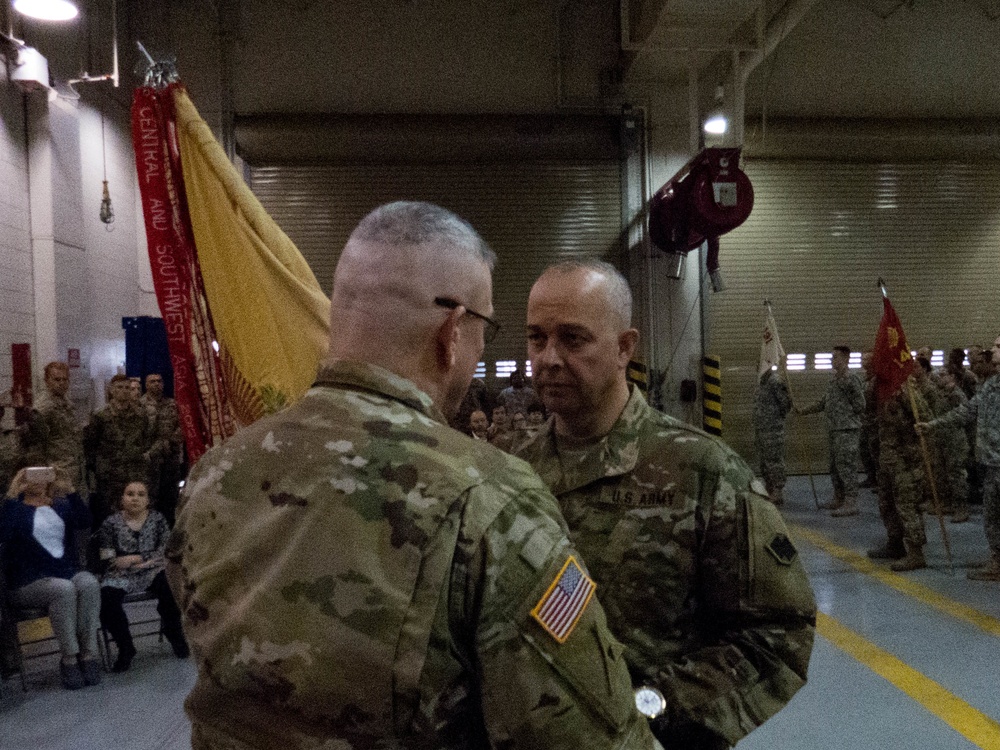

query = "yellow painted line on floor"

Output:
[[789, 523, 1000, 640], [818, 612, 1000, 748]]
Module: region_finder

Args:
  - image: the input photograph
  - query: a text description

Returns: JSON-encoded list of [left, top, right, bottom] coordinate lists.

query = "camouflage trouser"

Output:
[[877, 447, 926, 547], [984, 465, 1000, 557], [860, 422, 879, 481], [754, 428, 786, 494], [932, 439, 968, 514], [829, 429, 860, 503]]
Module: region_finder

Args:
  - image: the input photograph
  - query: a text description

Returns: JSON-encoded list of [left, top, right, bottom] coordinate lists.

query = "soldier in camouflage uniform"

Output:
[[869, 376, 932, 571], [142, 373, 184, 524], [859, 352, 880, 487], [21, 362, 86, 494], [752, 366, 792, 505], [517, 261, 815, 750], [0, 402, 22, 497], [166, 202, 655, 750], [919, 334, 1000, 581], [84, 374, 155, 528], [797, 345, 866, 517], [930, 370, 970, 523]]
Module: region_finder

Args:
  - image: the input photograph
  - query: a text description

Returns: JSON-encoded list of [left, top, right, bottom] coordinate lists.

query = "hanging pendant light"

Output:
[[99, 110, 115, 228], [13, 0, 79, 22]]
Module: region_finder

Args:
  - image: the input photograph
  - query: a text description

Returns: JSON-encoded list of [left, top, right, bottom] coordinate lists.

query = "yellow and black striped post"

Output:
[[702, 355, 722, 435], [626, 360, 649, 394]]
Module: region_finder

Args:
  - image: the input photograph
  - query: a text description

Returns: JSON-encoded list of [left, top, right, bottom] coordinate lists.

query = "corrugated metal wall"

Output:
[[708, 160, 1000, 472], [248, 161, 622, 379]]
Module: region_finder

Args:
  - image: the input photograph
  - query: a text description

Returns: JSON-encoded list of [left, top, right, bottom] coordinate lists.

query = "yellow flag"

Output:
[[172, 89, 330, 424]]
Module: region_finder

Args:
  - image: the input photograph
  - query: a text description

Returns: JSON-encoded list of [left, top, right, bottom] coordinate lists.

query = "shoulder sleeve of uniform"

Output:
[[459, 480, 653, 750]]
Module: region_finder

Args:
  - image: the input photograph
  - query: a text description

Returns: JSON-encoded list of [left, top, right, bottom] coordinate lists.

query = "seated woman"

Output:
[[0, 467, 101, 690], [97, 480, 188, 672]]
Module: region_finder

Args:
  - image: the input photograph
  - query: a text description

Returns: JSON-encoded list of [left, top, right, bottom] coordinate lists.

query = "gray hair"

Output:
[[349, 201, 496, 269], [541, 259, 633, 329]]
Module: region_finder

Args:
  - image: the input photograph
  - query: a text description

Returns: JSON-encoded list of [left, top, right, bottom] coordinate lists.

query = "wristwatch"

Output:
[[634, 686, 666, 719]]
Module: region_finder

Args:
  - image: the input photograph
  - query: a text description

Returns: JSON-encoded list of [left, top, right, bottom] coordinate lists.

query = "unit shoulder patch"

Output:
[[530, 556, 595, 643], [766, 533, 798, 566]]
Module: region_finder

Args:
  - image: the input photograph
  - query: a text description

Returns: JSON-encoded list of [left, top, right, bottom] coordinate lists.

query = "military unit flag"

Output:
[[872, 296, 915, 402], [759, 305, 786, 376]]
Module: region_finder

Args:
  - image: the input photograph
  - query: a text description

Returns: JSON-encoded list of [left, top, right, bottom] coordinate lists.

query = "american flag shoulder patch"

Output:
[[530, 555, 596, 643]]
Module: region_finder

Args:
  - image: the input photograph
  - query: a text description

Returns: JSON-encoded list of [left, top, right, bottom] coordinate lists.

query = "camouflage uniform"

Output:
[[22, 389, 86, 493], [927, 374, 1000, 562], [876, 383, 931, 549], [166, 361, 655, 750], [752, 370, 792, 501], [517, 387, 816, 750], [799, 371, 866, 507], [860, 378, 880, 486], [83, 402, 155, 526], [0, 425, 22, 497], [927, 382, 969, 518], [142, 393, 184, 523]]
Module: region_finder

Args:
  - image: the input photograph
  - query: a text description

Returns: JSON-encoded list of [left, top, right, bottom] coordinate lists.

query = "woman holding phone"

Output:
[[0, 466, 101, 689]]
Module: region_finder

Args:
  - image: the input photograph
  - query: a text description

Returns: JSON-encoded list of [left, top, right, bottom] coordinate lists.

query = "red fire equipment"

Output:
[[648, 146, 753, 291]]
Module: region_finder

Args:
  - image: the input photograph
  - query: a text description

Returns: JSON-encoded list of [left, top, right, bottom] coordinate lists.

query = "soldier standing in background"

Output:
[[84, 374, 155, 527], [752, 363, 792, 505], [518, 260, 815, 750], [166, 202, 655, 750], [796, 345, 866, 517], [141, 373, 184, 525], [869, 376, 932, 571], [859, 352, 880, 488], [0, 399, 22, 496], [919, 334, 1000, 581], [22, 362, 86, 495], [935, 370, 971, 523]]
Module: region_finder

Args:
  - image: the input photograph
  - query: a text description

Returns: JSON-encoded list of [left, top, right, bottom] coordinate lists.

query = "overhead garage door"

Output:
[[239, 115, 624, 386], [706, 160, 1000, 472]]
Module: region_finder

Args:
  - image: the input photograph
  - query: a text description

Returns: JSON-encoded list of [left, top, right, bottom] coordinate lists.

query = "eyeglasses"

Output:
[[434, 297, 501, 345]]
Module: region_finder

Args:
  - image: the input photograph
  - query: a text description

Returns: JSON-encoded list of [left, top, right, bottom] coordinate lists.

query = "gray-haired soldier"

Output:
[[166, 202, 656, 750], [518, 260, 815, 750]]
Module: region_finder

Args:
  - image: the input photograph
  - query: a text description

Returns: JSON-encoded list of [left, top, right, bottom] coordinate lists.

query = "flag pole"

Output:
[[879, 279, 954, 573], [767, 299, 821, 510]]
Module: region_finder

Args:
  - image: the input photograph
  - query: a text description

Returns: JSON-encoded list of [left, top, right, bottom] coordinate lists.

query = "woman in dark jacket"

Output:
[[0, 467, 101, 689]]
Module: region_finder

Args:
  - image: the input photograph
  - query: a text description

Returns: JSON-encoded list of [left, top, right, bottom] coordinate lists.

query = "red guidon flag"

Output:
[[872, 296, 915, 403]]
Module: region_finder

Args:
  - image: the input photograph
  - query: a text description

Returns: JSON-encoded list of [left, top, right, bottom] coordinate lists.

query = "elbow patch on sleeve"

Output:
[[744, 496, 816, 616]]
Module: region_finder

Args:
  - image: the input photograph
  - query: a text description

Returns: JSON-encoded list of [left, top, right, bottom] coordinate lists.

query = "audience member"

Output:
[[141, 373, 184, 524], [498, 367, 535, 419], [84, 375, 155, 528], [97, 480, 187, 672], [796, 345, 866, 517], [449, 376, 490, 434], [22, 362, 86, 495], [487, 404, 510, 443], [0, 467, 101, 689], [468, 409, 489, 440]]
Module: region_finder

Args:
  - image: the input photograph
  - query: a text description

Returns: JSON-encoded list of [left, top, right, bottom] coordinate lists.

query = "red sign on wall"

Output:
[[11, 343, 32, 424]]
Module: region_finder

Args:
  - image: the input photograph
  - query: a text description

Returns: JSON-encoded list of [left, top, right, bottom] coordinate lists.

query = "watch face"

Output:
[[634, 687, 666, 718]]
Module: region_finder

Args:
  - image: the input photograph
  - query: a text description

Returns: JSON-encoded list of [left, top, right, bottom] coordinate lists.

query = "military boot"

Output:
[[831, 497, 859, 517], [819, 490, 844, 511], [867, 538, 905, 560], [890, 541, 927, 572], [967, 554, 1000, 581]]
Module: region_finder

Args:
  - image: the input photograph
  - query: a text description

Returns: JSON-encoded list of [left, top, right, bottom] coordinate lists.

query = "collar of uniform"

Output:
[[524, 384, 645, 495], [313, 361, 446, 424]]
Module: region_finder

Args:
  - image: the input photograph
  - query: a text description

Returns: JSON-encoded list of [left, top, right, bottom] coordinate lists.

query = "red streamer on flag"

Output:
[[872, 296, 915, 403], [131, 84, 234, 463]]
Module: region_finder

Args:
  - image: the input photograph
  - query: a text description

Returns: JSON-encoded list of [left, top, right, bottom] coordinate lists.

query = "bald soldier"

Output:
[[517, 260, 816, 750], [166, 204, 655, 750]]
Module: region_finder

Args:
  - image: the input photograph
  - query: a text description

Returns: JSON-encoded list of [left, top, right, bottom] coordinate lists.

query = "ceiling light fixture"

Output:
[[13, 0, 79, 22]]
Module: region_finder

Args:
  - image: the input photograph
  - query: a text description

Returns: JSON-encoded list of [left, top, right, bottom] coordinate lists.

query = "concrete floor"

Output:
[[2, 474, 998, 749]]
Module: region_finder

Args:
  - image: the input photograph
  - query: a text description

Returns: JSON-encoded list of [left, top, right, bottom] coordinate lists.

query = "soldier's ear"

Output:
[[617, 328, 639, 366], [434, 306, 464, 372]]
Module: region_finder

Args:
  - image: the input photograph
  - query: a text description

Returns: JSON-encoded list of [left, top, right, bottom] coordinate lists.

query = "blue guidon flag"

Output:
[[531, 556, 596, 643]]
